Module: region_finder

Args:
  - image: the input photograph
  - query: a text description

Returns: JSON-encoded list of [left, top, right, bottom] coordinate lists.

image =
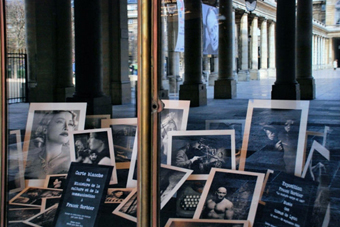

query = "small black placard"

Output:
[[260, 172, 318, 227], [53, 162, 113, 227]]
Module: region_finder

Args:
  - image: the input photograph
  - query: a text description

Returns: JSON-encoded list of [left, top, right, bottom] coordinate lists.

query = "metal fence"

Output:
[[7, 51, 27, 103]]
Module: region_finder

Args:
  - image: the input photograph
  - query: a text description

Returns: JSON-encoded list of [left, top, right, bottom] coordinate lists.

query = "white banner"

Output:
[[202, 3, 219, 55], [174, 0, 185, 52]]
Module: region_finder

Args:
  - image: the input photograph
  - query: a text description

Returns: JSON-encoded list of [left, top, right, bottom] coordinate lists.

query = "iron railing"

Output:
[[6, 50, 27, 103]]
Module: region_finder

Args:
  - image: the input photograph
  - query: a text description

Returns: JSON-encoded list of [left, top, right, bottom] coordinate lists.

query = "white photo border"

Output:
[[112, 188, 138, 223]]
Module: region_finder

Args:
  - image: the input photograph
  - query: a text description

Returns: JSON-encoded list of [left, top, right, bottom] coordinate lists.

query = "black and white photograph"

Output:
[[105, 188, 134, 204], [193, 168, 264, 226], [302, 140, 331, 227], [44, 174, 67, 189], [101, 118, 137, 165], [172, 175, 208, 219], [113, 188, 138, 223], [165, 218, 250, 227], [40, 197, 60, 211], [85, 114, 110, 129], [8, 130, 25, 194], [24, 204, 58, 227], [160, 100, 190, 164], [205, 119, 245, 161], [69, 128, 118, 184], [202, 3, 219, 55], [9, 187, 62, 207], [239, 100, 309, 176], [8, 208, 42, 223], [22, 103, 87, 186], [159, 164, 193, 209], [167, 130, 236, 174]]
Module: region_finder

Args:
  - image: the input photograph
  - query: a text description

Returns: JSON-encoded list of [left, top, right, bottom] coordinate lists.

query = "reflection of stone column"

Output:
[[160, 7, 169, 99], [202, 56, 210, 84], [179, 0, 207, 106], [68, 0, 112, 115], [259, 20, 268, 79], [25, 0, 74, 102], [168, 15, 180, 94], [209, 56, 218, 85], [214, 0, 236, 99], [238, 13, 249, 81], [296, 0, 315, 99], [272, 0, 300, 100], [249, 16, 259, 80], [268, 22, 276, 78]]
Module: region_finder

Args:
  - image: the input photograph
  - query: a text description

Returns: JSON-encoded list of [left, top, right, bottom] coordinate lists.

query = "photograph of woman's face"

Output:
[[46, 112, 75, 145], [88, 133, 103, 151]]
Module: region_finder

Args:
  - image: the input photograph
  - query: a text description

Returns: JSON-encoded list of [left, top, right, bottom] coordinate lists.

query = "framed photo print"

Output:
[[126, 133, 138, 188], [8, 208, 42, 223], [167, 130, 236, 174], [44, 174, 67, 189], [171, 175, 208, 219], [101, 118, 137, 167], [69, 128, 118, 184], [8, 130, 25, 194], [113, 188, 138, 222], [24, 204, 58, 227], [193, 168, 264, 226], [302, 140, 331, 227], [22, 103, 87, 186], [165, 218, 250, 227], [160, 164, 193, 209], [9, 187, 62, 207], [205, 119, 245, 158], [239, 99, 309, 176], [85, 114, 110, 129], [40, 197, 60, 211], [160, 100, 190, 163], [105, 188, 134, 204]]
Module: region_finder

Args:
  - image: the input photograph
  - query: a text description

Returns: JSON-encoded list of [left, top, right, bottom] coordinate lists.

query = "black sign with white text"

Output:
[[53, 163, 113, 227], [260, 172, 318, 227]]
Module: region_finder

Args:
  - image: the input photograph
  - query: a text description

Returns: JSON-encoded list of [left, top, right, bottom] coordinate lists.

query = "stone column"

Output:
[[238, 13, 250, 81], [268, 22, 276, 78], [296, 0, 315, 99], [25, 0, 74, 102], [168, 15, 180, 94], [259, 19, 268, 79], [272, 0, 300, 100], [214, 0, 236, 99], [249, 16, 259, 80], [68, 0, 112, 115], [106, 0, 132, 104], [179, 0, 207, 106], [317, 36, 321, 69], [232, 10, 238, 80]]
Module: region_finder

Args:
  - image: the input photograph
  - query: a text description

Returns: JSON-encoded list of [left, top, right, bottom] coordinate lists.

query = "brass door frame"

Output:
[[137, 0, 161, 226]]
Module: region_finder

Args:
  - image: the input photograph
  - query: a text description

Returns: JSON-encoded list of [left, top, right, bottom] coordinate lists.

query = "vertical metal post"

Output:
[[0, 0, 7, 224], [137, 0, 160, 226]]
